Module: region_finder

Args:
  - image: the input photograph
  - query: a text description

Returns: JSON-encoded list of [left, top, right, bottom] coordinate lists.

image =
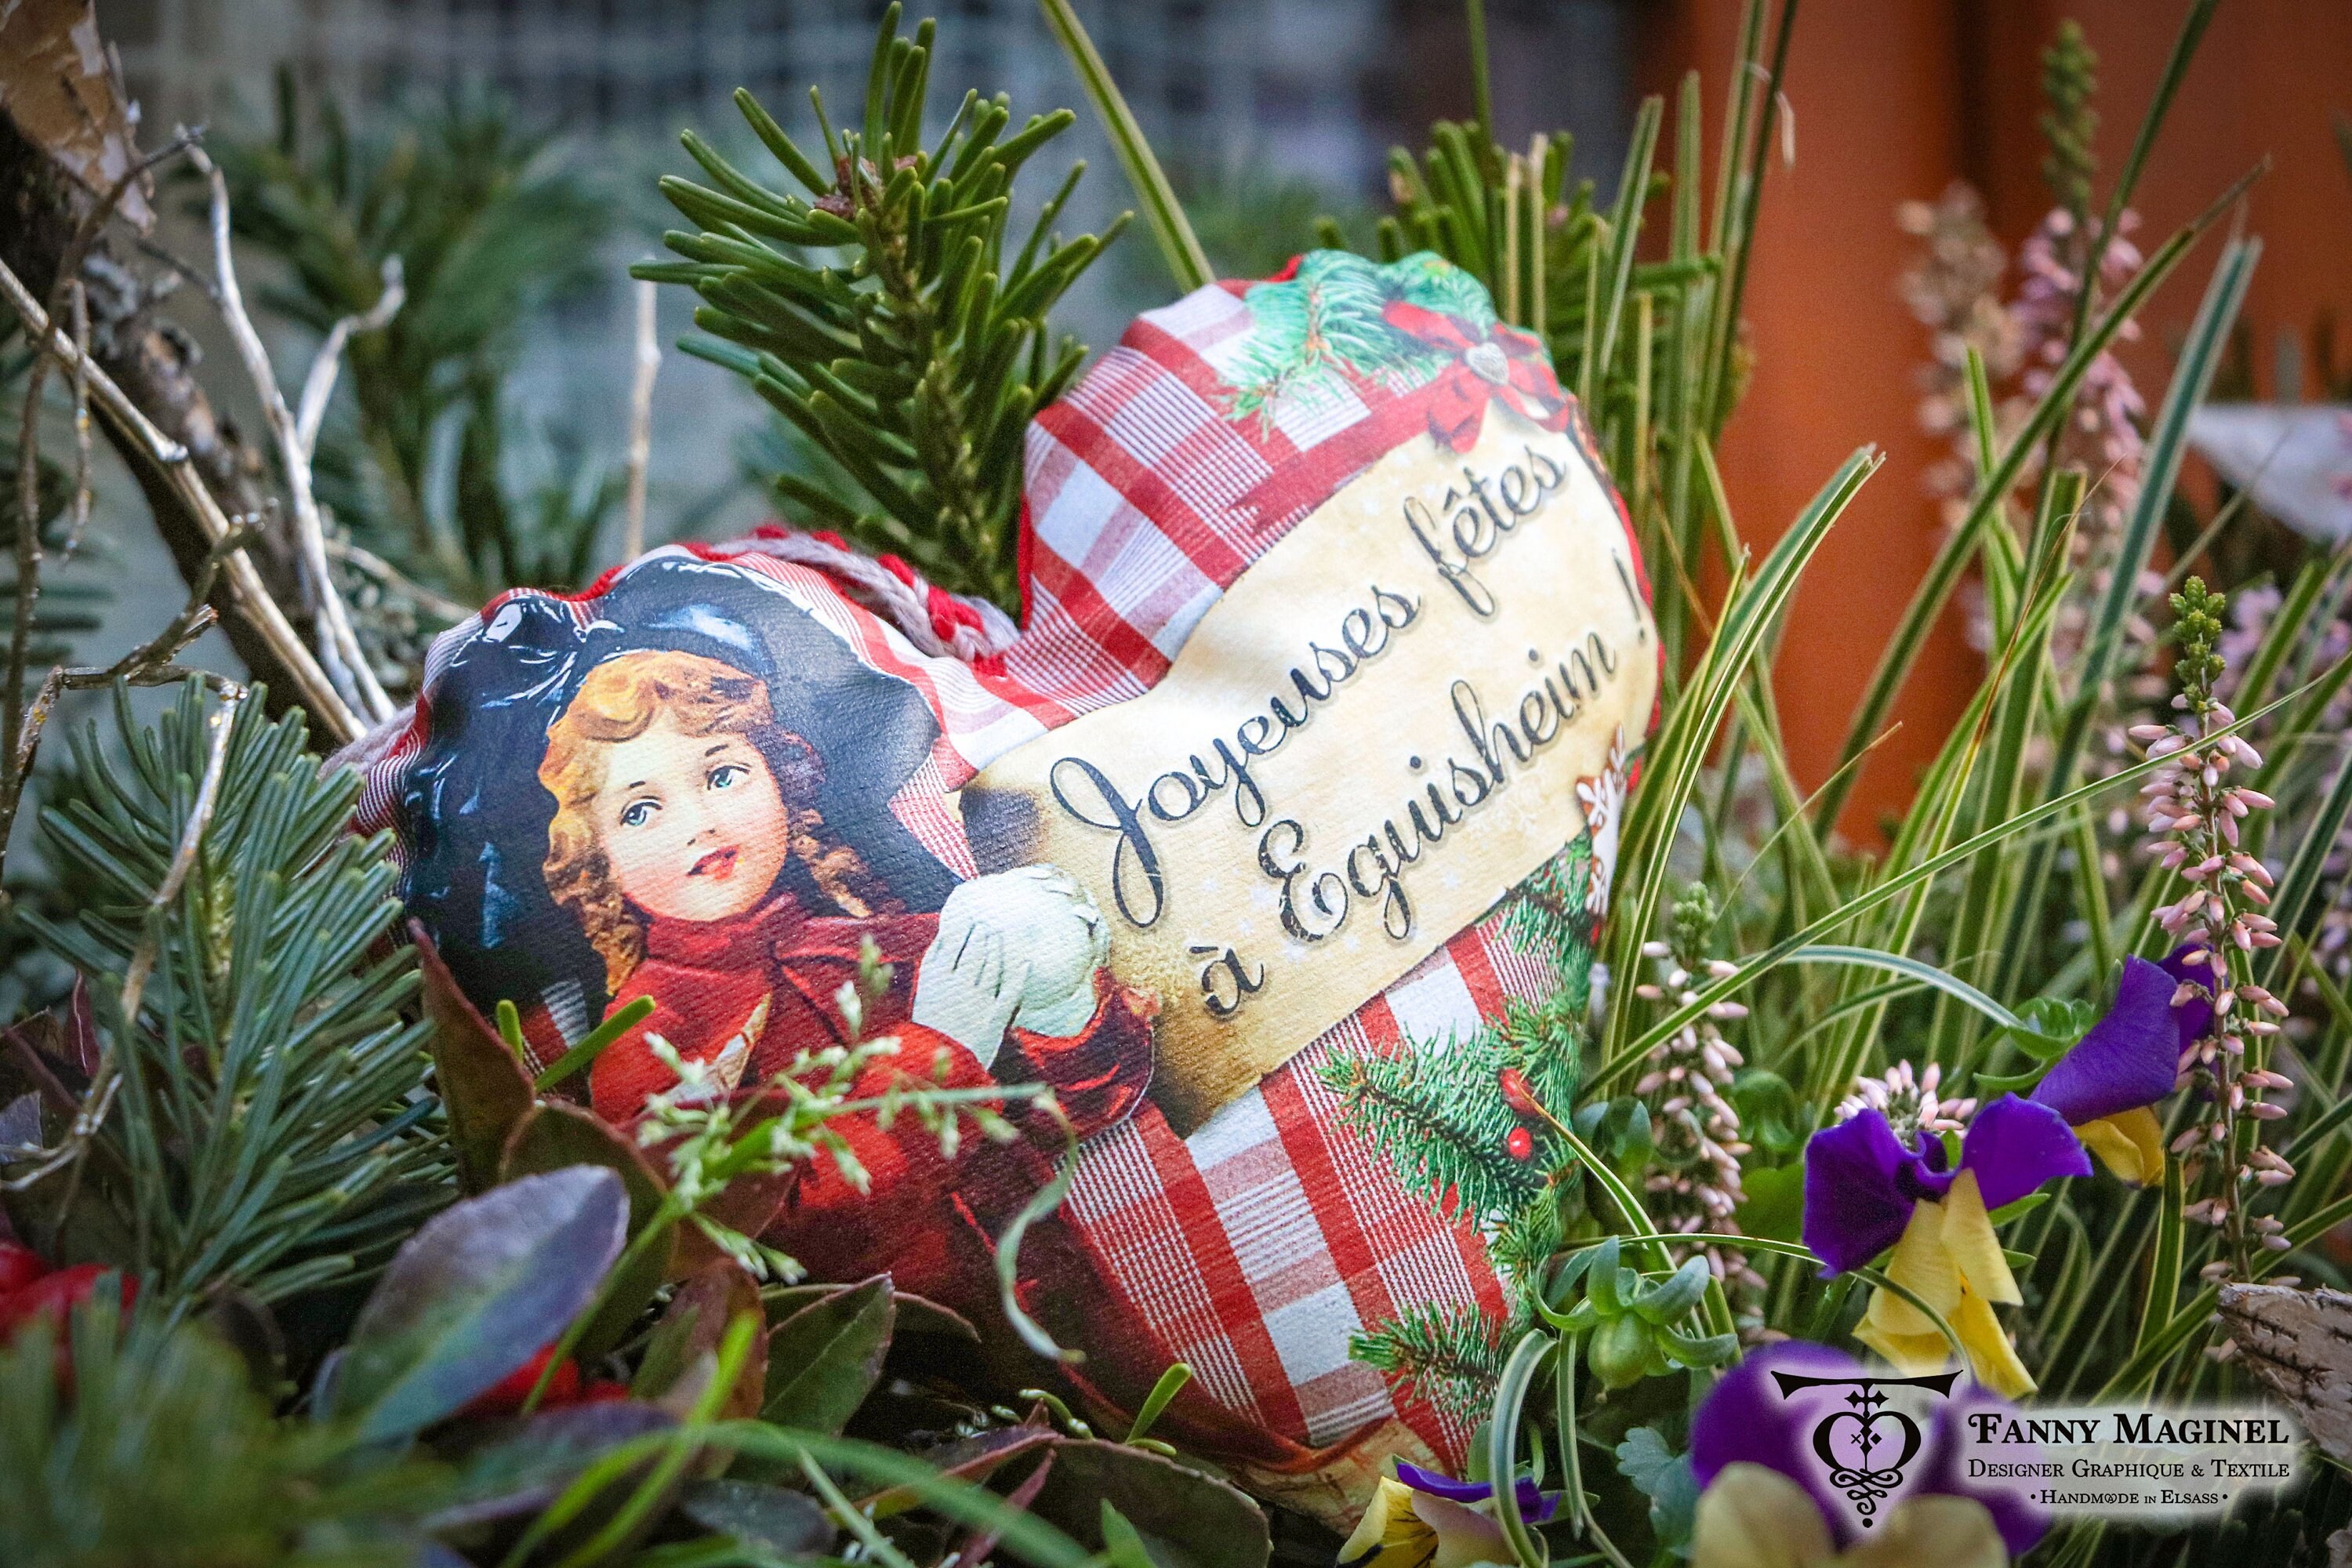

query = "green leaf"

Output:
[[1784, 945, 2024, 1033], [1987, 1192, 2052, 1227], [717, 1425, 1096, 1568], [678, 1479, 832, 1557], [1484, 1330, 1554, 1566], [1025, 1439, 1271, 1568], [1099, 1502, 1158, 1568], [328, 1167, 628, 1442], [1632, 1257, 1711, 1326], [1817, 198, 2239, 830], [1125, 1363, 1193, 1446], [1616, 1426, 1699, 1549], [1733, 1163, 1805, 1243], [1730, 1069, 1806, 1156], [1607, 448, 1879, 1063], [426, 1403, 676, 1534], [760, 1274, 895, 1433], [1991, 996, 2100, 1062], [1589, 677, 2317, 1096], [534, 995, 656, 1093]]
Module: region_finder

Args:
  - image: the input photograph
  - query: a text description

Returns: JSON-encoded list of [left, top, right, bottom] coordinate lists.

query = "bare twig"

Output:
[[0, 524, 250, 887], [0, 115, 158, 807], [152, 688, 238, 912], [296, 256, 405, 463], [63, 281, 93, 557], [325, 533, 472, 625], [622, 274, 659, 561], [0, 253, 359, 743], [186, 143, 394, 727]]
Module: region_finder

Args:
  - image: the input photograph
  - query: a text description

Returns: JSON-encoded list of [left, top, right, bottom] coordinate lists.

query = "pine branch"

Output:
[[9, 681, 445, 1311], [644, 4, 1127, 613]]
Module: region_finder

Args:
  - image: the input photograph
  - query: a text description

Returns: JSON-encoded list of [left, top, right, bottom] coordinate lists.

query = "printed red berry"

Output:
[[460, 1344, 581, 1417], [0, 1264, 136, 1338], [0, 1242, 47, 1295], [1506, 1126, 1535, 1161], [1499, 1067, 1541, 1118]]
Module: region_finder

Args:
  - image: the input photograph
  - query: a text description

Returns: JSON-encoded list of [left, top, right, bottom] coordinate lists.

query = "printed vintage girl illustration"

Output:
[[534, 646, 1149, 1122], [397, 554, 1157, 1306]]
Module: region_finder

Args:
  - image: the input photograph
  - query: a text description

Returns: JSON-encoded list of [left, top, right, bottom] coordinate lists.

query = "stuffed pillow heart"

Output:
[[360, 250, 1658, 1522]]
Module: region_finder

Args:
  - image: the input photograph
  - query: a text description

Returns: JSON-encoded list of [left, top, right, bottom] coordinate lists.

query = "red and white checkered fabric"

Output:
[[351, 256, 1644, 1472]]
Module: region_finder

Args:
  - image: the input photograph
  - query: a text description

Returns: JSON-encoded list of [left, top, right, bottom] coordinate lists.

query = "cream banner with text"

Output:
[[963, 410, 1656, 1131]]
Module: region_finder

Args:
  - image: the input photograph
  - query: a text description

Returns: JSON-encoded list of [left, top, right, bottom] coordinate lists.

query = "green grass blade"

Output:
[[1602, 448, 1879, 1061], [1588, 673, 2328, 1096], [1039, 0, 1209, 292], [2255, 742, 2352, 996], [1784, 946, 2023, 1033], [2132, 1158, 2184, 1359], [1592, 96, 1664, 398], [1486, 1330, 1553, 1568]]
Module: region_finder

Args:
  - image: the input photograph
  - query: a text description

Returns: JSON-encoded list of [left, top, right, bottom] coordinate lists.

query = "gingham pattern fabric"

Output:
[[353, 260, 1644, 1470]]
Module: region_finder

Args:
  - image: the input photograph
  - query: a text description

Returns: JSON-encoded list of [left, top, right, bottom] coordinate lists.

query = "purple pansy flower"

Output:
[[2029, 953, 2196, 1123], [1802, 1094, 2089, 1276], [1338, 1461, 1560, 1567], [1803, 1094, 2088, 1395], [2028, 950, 2205, 1184], [1690, 1341, 2046, 1559], [1389, 1462, 1559, 1523]]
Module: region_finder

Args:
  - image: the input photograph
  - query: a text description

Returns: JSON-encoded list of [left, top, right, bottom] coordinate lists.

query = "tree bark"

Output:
[[1, 110, 336, 732]]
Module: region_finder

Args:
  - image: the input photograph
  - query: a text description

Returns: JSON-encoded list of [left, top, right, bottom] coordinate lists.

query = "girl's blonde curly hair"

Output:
[[539, 649, 888, 994]]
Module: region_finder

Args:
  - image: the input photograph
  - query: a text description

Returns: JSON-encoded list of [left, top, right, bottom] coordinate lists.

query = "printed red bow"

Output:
[[1384, 301, 1573, 453]]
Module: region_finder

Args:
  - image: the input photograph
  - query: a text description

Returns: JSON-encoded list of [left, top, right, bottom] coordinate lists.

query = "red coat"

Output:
[[579, 895, 1338, 1471], [586, 892, 1157, 1325]]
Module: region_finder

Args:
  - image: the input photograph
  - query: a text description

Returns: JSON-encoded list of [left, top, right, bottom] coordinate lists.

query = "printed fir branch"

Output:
[[1325, 840, 1602, 1412], [6, 682, 444, 1313], [1348, 1299, 1510, 1424], [641, 3, 1127, 615]]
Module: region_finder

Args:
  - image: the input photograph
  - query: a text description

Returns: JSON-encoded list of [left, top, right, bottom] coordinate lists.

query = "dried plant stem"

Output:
[[0, 525, 249, 899], [622, 276, 659, 561], [325, 535, 471, 625], [121, 688, 240, 1014], [295, 256, 405, 462], [10, 684, 244, 1197], [63, 281, 93, 557], [1, 133, 194, 872], [0, 254, 358, 746], [188, 146, 394, 727]]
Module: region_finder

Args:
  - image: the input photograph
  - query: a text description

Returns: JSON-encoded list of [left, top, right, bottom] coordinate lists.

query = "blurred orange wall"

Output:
[[1637, 0, 2352, 841]]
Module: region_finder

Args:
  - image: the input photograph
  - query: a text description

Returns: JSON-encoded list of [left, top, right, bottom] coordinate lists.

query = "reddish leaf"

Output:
[[637, 1258, 768, 1424], [760, 1284, 978, 1343], [415, 924, 535, 1193], [499, 1102, 675, 1360], [862, 1425, 1058, 1518]]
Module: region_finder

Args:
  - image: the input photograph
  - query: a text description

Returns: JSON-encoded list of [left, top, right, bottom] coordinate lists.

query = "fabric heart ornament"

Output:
[[351, 250, 1657, 1521]]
